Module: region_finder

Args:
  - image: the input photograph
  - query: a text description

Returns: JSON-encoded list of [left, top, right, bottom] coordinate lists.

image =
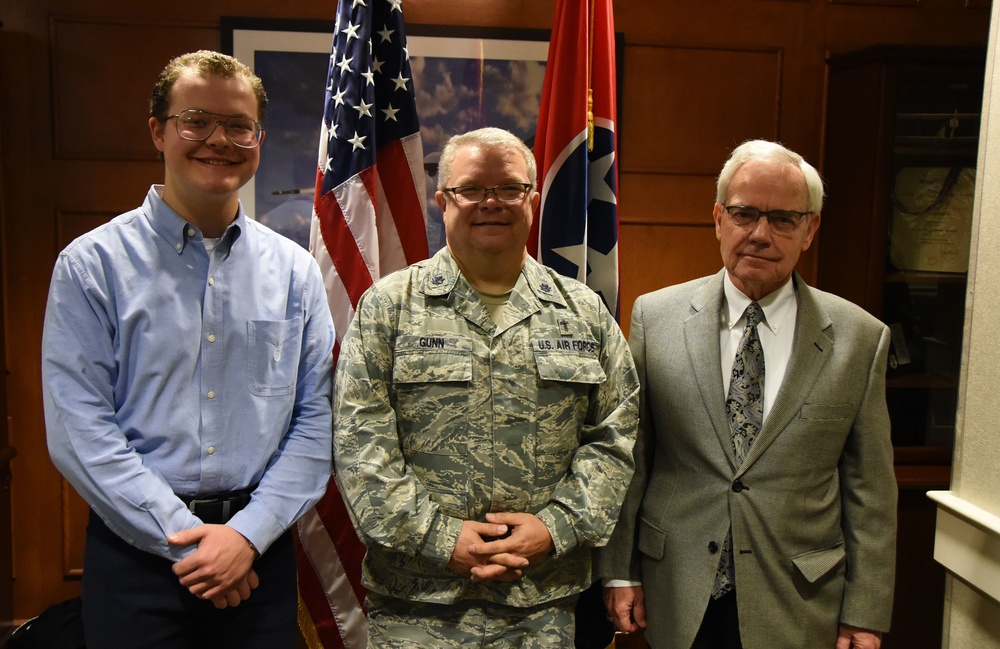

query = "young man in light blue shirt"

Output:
[[42, 50, 335, 648]]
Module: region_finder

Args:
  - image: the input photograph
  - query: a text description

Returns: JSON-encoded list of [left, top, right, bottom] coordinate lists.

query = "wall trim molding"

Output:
[[928, 490, 1000, 604]]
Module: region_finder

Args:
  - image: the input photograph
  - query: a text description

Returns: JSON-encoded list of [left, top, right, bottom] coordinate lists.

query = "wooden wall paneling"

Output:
[[816, 58, 886, 311], [53, 159, 166, 218], [884, 488, 948, 648], [0, 435, 11, 641], [618, 223, 721, 337], [60, 483, 86, 579], [616, 41, 793, 329], [3, 8, 73, 620], [396, 0, 558, 31], [0, 27, 15, 641], [619, 172, 717, 225], [50, 18, 219, 160], [613, 2, 796, 50], [7, 275, 77, 616], [822, 0, 990, 55], [831, 0, 922, 6], [56, 210, 117, 250], [620, 44, 783, 174]]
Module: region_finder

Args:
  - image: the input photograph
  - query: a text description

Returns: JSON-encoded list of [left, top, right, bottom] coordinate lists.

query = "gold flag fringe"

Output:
[[298, 589, 325, 649]]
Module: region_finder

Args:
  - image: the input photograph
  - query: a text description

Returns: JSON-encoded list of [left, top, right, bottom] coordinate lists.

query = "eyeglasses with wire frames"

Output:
[[723, 205, 812, 235], [164, 109, 264, 149], [444, 183, 533, 204]]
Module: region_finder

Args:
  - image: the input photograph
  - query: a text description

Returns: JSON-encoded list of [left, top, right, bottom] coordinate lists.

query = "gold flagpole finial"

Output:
[[588, 89, 595, 152], [587, 0, 596, 152]]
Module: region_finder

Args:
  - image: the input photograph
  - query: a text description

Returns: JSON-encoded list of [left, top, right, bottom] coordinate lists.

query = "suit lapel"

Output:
[[684, 270, 736, 469], [737, 275, 833, 473]]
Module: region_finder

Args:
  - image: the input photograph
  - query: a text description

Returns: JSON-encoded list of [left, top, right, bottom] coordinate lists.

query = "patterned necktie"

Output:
[[713, 301, 765, 599]]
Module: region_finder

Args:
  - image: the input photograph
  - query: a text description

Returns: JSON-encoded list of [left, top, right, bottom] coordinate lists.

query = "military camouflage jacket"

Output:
[[333, 247, 639, 607]]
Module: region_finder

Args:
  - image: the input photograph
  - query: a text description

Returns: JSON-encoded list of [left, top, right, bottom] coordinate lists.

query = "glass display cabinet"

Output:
[[819, 44, 986, 649]]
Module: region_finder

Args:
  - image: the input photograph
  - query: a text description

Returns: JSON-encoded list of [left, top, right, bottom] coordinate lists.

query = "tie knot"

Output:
[[745, 302, 763, 327]]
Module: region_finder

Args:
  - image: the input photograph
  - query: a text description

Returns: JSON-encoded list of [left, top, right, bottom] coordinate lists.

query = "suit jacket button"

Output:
[[708, 541, 719, 554], [732, 480, 746, 493]]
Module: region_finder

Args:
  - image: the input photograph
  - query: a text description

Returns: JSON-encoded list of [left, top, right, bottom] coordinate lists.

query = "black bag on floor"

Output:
[[8, 597, 85, 648]]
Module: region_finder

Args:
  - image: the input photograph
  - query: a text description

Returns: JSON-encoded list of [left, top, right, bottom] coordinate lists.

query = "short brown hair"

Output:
[[149, 50, 267, 124]]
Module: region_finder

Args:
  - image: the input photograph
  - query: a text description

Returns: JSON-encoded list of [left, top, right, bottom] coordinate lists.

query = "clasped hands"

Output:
[[168, 524, 259, 609], [447, 512, 553, 583]]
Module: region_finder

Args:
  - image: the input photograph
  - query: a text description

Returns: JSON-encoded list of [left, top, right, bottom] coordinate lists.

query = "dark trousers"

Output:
[[81, 510, 297, 649], [691, 590, 743, 649], [574, 580, 616, 649]]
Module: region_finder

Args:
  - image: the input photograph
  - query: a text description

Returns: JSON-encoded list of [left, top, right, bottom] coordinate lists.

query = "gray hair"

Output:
[[716, 139, 824, 213], [436, 127, 537, 190]]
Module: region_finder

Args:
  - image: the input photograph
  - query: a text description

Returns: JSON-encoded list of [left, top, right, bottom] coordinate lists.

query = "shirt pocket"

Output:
[[247, 318, 302, 397], [532, 349, 606, 451], [392, 346, 474, 518], [533, 347, 607, 384], [406, 443, 471, 519], [531, 347, 606, 486], [799, 403, 855, 421], [392, 346, 473, 454]]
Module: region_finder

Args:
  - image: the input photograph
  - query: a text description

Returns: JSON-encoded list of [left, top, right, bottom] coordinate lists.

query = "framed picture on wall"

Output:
[[221, 17, 550, 252]]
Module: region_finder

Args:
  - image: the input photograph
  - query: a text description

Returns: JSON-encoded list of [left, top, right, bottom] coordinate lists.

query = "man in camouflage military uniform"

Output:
[[333, 127, 639, 647]]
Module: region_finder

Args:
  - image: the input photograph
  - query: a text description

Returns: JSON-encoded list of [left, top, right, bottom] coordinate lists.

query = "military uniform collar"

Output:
[[520, 255, 567, 307], [420, 248, 464, 296], [420, 248, 568, 308]]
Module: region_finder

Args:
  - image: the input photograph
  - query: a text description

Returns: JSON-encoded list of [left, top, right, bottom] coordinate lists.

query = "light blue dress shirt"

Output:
[[43, 185, 335, 562]]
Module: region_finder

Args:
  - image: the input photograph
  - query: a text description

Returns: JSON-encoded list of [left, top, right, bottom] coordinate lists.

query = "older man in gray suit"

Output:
[[598, 140, 897, 649]]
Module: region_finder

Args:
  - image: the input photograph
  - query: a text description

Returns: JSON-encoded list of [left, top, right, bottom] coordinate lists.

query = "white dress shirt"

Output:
[[721, 272, 798, 424]]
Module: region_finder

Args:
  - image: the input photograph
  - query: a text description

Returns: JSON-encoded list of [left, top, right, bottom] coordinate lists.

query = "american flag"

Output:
[[296, 0, 428, 647], [529, 0, 620, 319]]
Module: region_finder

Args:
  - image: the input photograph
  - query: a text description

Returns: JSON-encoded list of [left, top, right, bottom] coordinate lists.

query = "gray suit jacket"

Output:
[[597, 270, 897, 649]]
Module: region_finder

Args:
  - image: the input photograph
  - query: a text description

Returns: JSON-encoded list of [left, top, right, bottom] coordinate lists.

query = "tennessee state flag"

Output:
[[530, 0, 619, 318]]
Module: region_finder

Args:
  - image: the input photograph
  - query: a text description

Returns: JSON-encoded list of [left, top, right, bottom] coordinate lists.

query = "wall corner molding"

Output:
[[928, 490, 1000, 604]]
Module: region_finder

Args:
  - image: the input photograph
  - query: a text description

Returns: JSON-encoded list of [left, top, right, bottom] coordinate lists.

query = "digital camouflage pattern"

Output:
[[365, 591, 575, 648], [333, 247, 639, 607]]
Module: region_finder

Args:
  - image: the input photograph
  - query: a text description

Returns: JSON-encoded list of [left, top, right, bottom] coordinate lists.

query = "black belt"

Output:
[[180, 488, 254, 524]]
